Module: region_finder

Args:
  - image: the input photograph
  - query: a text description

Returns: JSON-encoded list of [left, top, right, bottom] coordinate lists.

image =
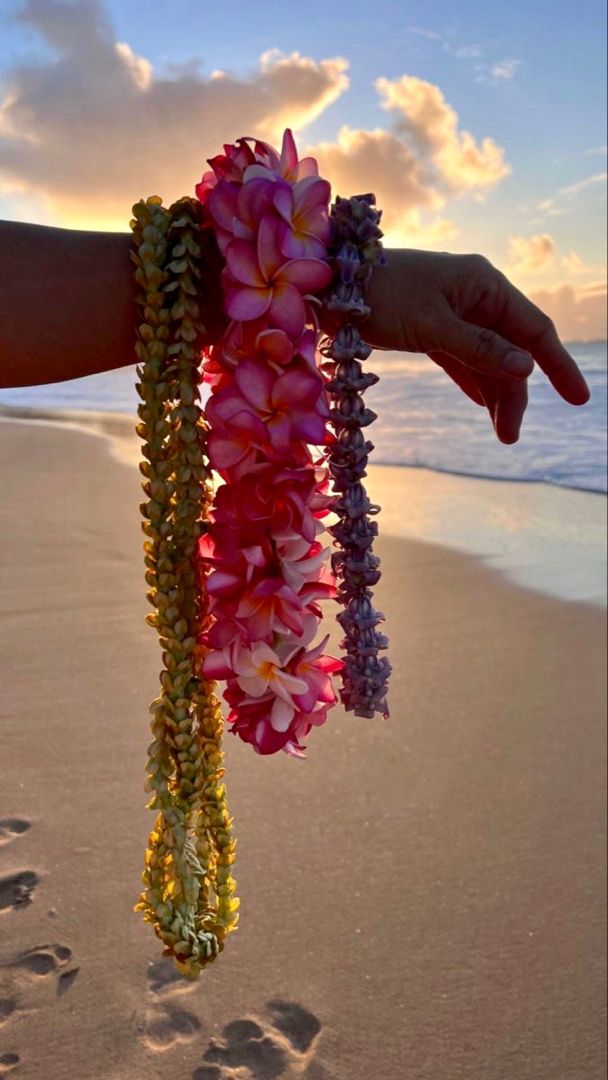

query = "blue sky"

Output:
[[0, 0, 606, 337]]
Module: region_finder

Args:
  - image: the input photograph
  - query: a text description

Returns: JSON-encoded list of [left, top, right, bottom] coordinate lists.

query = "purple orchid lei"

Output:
[[321, 193, 391, 719]]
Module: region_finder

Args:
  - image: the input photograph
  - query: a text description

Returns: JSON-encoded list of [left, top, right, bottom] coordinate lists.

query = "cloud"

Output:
[[529, 279, 607, 341], [304, 75, 510, 245], [402, 26, 520, 87], [306, 125, 457, 245], [474, 56, 522, 85], [585, 145, 607, 156], [403, 27, 482, 59], [403, 26, 441, 41], [375, 75, 510, 192], [0, 0, 349, 229], [114, 41, 153, 91], [504, 234, 606, 291], [446, 44, 483, 60], [489, 58, 521, 80], [559, 250, 606, 275], [0, 5, 511, 248], [507, 233, 556, 273], [537, 172, 608, 216]]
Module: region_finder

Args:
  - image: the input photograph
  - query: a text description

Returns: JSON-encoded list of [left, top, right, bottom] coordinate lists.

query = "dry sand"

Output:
[[0, 418, 605, 1080]]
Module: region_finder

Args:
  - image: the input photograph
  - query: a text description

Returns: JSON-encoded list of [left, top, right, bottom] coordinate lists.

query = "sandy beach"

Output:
[[0, 416, 605, 1080]]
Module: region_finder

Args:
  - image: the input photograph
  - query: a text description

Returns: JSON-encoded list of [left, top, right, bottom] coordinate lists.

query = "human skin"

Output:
[[0, 221, 590, 444]]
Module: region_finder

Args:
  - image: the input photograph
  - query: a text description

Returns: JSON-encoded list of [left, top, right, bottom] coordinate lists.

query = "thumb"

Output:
[[436, 314, 535, 380]]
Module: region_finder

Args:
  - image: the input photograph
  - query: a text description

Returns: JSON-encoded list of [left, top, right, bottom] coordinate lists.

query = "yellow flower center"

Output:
[[257, 660, 277, 682]]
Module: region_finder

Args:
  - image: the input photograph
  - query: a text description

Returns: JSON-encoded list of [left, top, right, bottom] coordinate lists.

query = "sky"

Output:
[[0, 0, 606, 340]]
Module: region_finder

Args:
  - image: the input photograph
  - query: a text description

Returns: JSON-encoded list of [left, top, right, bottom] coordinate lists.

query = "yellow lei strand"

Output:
[[130, 195, 239, 978]]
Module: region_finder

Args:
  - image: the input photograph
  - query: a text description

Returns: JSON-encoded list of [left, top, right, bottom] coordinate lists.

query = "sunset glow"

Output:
[[0, 0, 605, 339]]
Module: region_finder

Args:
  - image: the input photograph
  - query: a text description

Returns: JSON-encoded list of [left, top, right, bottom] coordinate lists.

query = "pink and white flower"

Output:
[[195, 128, 341, 757]]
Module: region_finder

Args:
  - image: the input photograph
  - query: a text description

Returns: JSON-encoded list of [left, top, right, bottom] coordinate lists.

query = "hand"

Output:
[[358, 249, 591, 444]]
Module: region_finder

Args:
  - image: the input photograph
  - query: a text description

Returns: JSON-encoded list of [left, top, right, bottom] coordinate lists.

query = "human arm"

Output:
[[0, 222, 590, 444], [358, 248, 590, 444], [0, 220, 138, 387]]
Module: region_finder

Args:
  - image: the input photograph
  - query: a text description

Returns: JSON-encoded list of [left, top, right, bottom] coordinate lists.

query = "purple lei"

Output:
[[321, 194, 391, 720]]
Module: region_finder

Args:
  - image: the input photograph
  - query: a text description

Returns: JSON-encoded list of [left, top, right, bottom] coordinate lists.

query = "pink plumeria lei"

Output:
[[195, 130, 342, 757]]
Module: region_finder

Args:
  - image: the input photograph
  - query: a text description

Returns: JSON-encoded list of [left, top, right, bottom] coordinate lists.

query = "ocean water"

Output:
[[366, 340, 607, 495], [1, 341, 605, 494]]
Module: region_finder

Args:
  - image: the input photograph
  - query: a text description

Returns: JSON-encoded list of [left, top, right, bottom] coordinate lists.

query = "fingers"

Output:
[[483, 371, 531, 438], [491, 278, 590, 405], [435, 311, 536, 383], [473, 372, 528, 444], [427, 350, 486, 406], [429, 352, 529, 443], [471, 370, 498, 421], [472, 370, 529, 443]]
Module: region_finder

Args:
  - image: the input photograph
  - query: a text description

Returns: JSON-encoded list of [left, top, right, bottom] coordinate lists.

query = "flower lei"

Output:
[[321, 194, 391, 719], [194, 130, 345, 758], [131, 196, 238, 978], [131, 130, 389, 976]]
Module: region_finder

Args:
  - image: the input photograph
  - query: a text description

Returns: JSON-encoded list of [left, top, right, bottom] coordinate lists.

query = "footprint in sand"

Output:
[[0, 871, 38, 912], [0, 1053, 20, 1074], [0, 1000, 16, 1027], [147, 956, 196, 997], [140, 1004, 202, 1052], [192, 1000, 325, 1079], [0, 820, 37, 912], [0, 820, 31, 848], [11, 943, 79, 998], [138, 955, 201, 1051], [0, 945, 78, 1073]]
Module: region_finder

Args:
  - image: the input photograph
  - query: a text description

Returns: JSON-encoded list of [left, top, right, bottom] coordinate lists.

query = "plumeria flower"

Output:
[[223, 216, 332, 337], [235, 642, 307, 701], [200, 468, 311, 553], [276, 537, 330, 594], [209, 172, 330, 262], [287, 635, 343, 713], [195, 140, 256, 202], [209, 320, 314, 377], [273, 178, 331, 260], [233, 357, 328, 451], [204, 322, 317, 393], [290, 703, 333, 742], [196, 129, 321, 217], [297, 562, 338, 614], [205, 640, 305, 698], [236, 577, 306, 639], [206, 399, 268, 476], [224, 689, 294, 755], [245, 129, 320, 184], [207, 176, 288, 255], [200, 615, 245, 653], [207, 358, 329, 466], [206, 642, 307, 737], [226, 693, 332, 756]]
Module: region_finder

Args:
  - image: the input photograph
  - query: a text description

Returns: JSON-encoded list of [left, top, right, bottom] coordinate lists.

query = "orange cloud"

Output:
[[529, 280, 607, 342], [306, 126, 455, 243], [507, 233, 557, 273], [307, 76, 511, 245], [375, 75, 510, 192], [0, 2, 349, 229], [0, 6, 511, 246]]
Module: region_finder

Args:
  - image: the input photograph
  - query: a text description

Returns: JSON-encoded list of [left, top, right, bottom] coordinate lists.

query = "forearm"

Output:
[[0, 217, 401, 390], [0, 220, 137, 388]]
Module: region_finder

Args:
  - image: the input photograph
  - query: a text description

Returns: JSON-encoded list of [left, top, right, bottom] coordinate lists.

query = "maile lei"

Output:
[[131, 130, 389, 977]]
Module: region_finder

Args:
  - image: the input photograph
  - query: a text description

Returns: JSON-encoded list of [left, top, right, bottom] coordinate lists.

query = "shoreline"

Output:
[[2, 399, 606, 494], [1, 403, 606, 609], [0, 417, 605, 1080]]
